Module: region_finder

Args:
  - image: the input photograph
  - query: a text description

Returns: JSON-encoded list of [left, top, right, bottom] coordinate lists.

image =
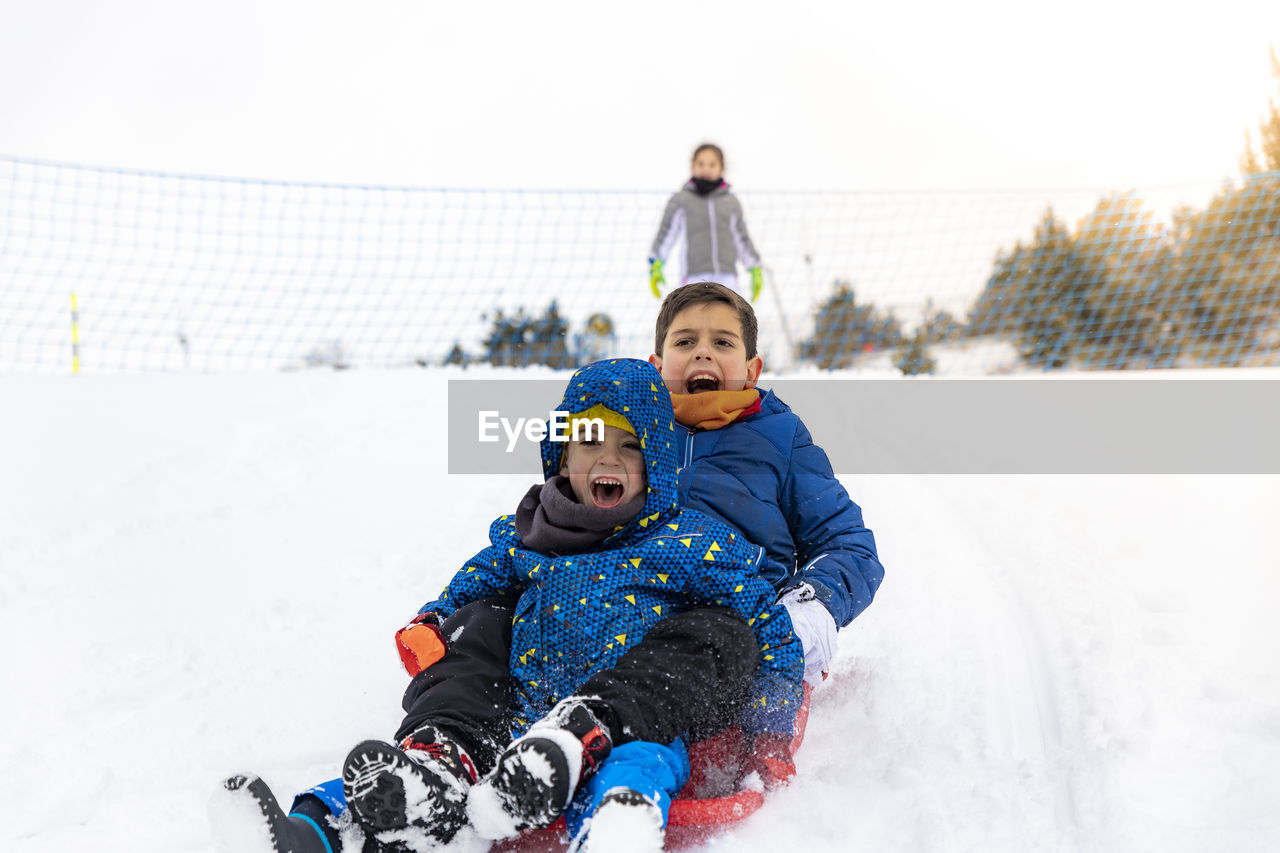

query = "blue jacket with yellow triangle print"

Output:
[[421, 358, 804, 736]]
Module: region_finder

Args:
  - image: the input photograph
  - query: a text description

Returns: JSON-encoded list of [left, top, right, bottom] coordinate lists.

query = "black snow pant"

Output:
[[395, 596, 759, 775], [395, 595, 519, 771]]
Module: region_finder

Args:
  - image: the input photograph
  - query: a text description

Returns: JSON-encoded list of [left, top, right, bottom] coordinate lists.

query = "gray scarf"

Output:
[[514, 475, 646, 555]]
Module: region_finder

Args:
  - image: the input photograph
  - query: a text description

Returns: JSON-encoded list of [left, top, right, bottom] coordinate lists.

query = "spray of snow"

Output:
[[205, 780, 279, 853], [573, 789, 664, 853], [464, 781, 522, 841]]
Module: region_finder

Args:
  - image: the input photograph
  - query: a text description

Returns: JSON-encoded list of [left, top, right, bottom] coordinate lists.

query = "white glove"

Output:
[[779, 583, 838, 682]]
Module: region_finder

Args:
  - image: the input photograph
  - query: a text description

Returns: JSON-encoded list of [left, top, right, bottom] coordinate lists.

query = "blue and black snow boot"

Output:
[[466, 698, 612, 840], [342, 726, 479, 848], [210, 774, 340, 853]]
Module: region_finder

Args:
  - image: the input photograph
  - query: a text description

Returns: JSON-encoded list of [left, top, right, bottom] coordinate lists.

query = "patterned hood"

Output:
[[539, 359, 680, 545]]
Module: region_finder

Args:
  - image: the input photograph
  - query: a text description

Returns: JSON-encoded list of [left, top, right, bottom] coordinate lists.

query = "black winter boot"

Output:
[[210, 774, 339, 853], [466, 698, 612, 840], [342, 726, 479, 848]]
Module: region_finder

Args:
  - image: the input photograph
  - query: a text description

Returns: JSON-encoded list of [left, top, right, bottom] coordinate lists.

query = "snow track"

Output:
[[3, 373, 1278, 852]]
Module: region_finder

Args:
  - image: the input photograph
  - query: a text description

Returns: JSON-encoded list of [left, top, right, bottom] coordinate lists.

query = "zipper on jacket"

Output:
[[707, 198, 719, 274], [675, 423, 696, 473]]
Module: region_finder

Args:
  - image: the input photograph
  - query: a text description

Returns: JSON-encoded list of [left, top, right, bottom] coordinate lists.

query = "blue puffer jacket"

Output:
[[673, 389, 885, 627], [422, 360, 804, 735]]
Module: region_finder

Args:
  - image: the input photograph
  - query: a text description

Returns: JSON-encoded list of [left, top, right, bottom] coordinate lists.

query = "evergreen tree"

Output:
[[443, 342, 469, 367], [798, 281, 902, 369], [482, 309, 518, 366], [894, 330, 937, 376], [1163, 176, 1280, 364], [918, 298, 964, 344], [482, 302, 573, 368], [529, 301, 572, 369], [1241, 47, 1280, 175], [1072, 193, 1169, 367], [967, 209, 1104, 369], [967, 236, 1041, 341]]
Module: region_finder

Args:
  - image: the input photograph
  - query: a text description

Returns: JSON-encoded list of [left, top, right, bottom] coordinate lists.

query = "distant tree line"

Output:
[[800, 50, 1280, 372], [964, 176, 1280, 369], [440, 301, 618, 369]]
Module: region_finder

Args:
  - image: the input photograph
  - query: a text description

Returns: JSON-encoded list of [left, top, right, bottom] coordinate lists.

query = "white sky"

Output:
[[1, 0, 1278, 194]]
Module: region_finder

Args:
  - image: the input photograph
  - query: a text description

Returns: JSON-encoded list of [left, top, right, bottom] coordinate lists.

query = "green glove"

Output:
[[749, 266, 764, 301], [649, 258, 666, 299]]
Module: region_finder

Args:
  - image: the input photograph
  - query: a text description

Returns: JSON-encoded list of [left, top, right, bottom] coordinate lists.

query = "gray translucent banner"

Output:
[[448, 378, 1280, 475]]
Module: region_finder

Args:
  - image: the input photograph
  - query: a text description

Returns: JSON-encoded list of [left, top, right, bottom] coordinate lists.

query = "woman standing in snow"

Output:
[[648, 143, 765, 301]]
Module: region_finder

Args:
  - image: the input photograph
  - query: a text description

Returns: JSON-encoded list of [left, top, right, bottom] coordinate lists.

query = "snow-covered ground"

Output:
[[2, 370, 1278, 852]]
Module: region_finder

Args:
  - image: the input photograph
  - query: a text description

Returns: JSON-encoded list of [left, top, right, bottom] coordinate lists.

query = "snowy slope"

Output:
[[2, 370, 1278, 852]]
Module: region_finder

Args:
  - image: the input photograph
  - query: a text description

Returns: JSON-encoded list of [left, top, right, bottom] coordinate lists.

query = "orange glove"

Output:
[[739, 732, 796, 790], [395, 611, 447, 676]]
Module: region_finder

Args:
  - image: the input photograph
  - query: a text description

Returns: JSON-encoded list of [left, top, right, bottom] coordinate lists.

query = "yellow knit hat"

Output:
[[567, 403, 636, 439]]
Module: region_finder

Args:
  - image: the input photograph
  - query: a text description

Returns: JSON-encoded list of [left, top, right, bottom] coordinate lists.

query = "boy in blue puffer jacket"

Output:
[[216, 359, 802, 853], [649, 282, 884, 702]]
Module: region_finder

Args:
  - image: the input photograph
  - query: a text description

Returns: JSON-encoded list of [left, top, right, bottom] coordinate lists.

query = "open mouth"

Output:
[[590, 477, 626, 508], [685, 372, 721, 394]]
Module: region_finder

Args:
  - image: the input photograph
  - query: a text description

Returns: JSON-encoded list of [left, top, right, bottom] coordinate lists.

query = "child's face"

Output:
[[649, 302, 763, 394], [559, 425, 646, 509], [691, 150, 724, 181]]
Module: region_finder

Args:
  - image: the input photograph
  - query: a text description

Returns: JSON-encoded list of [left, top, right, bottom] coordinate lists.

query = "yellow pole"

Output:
[[70, 292, 80, 375]]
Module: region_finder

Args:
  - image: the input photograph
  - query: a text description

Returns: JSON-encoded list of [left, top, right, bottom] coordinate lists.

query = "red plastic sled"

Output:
[[491, 682, 814, 852]]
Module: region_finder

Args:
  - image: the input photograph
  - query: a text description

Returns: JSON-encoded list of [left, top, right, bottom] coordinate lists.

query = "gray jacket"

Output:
[[650, 181, 761, 279]]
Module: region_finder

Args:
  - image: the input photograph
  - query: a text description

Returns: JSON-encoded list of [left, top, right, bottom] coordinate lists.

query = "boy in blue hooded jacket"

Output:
[[218, 359, 803, 853], [649, 281, 884, 691]]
